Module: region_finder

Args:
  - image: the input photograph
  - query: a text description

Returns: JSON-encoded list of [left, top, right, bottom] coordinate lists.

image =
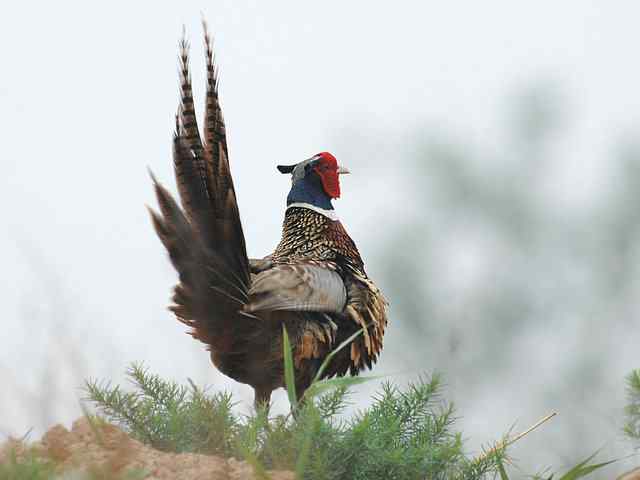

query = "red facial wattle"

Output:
[[316, 168, 340, 199], [314, 152, 341, 199]]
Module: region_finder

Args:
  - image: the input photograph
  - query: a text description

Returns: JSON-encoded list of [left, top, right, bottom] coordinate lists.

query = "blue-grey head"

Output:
[[277, 152, 350, 210]]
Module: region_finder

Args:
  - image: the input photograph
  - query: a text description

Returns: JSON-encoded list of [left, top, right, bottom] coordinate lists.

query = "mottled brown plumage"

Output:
[[149, 24, 388, 406]]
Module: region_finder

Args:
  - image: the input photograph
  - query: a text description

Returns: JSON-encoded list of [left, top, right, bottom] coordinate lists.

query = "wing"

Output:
[[245, 262, 347, 313], [311, 272, 388, 379], [343, 273, 388, 372], [242, 259, 387, 378]]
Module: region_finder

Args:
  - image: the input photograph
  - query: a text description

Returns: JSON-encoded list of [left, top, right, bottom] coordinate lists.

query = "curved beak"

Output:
[[337, 166, 351, 175]]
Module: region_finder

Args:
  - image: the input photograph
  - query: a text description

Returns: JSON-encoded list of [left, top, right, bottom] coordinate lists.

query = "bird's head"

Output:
[[277, 152, 350, 210]]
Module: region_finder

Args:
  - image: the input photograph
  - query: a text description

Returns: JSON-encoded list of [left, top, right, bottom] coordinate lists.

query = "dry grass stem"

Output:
[[476, 411, 558, 462]]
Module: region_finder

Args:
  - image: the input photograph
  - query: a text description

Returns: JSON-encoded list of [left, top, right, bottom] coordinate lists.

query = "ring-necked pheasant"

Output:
[[149, 24, 388, 406]]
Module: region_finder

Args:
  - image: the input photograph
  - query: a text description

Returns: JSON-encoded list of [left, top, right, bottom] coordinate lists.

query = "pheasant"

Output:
[[148, 25, 388, 406]]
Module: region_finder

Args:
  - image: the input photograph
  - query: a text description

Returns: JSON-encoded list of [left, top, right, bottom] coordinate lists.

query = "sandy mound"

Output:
[[0, 417, 293, 479]]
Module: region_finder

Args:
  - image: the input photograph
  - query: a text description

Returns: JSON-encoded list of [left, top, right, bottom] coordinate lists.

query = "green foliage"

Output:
[[331, 378, 457, 479], [553, 453, 617, 480], [83, 358, 614, 479], [0, 448, 147, 480], [282, 325, 298, 411], [0, 450, 55, 480], [85, 363, 236, 455], [624, 369, 640, 443], [85, 363, 507, 479], [530, 452, 616, 480]]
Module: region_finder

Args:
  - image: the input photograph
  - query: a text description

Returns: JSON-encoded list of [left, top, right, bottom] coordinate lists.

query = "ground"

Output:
[[0, 418, 293, 480]]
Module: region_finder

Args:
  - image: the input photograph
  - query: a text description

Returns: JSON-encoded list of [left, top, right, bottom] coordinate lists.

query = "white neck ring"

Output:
[[287, 202, 339, 221]]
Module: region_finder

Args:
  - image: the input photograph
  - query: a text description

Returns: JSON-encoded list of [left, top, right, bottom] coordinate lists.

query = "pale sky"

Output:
[[2, 1, 640, 476]]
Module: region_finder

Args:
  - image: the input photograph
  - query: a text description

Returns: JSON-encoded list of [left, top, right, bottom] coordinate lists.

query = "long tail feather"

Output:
[[202, 20, 227, 172], [149, 25, 254, 356]]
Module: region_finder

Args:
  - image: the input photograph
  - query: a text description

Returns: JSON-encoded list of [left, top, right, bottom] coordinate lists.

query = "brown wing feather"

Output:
[[246, 262, 347, 313], [344, 274, 388, 372]]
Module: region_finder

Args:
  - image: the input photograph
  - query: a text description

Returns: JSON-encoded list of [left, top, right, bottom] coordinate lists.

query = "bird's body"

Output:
[[149, 25, 388, 406]]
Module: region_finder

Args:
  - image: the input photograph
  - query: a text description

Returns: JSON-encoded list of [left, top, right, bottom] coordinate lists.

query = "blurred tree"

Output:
[[340, 83, 640, 477]]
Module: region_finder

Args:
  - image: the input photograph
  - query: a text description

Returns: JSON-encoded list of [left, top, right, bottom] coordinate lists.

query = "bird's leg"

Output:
[[295, 358, 321, 407], [253, 386, 273, 412], [293, 378, 313, 414], [296, 386, 309, 408]]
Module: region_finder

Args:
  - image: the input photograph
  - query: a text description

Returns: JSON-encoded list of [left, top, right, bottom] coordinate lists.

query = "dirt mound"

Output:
[[0, 417, 293, 479]]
